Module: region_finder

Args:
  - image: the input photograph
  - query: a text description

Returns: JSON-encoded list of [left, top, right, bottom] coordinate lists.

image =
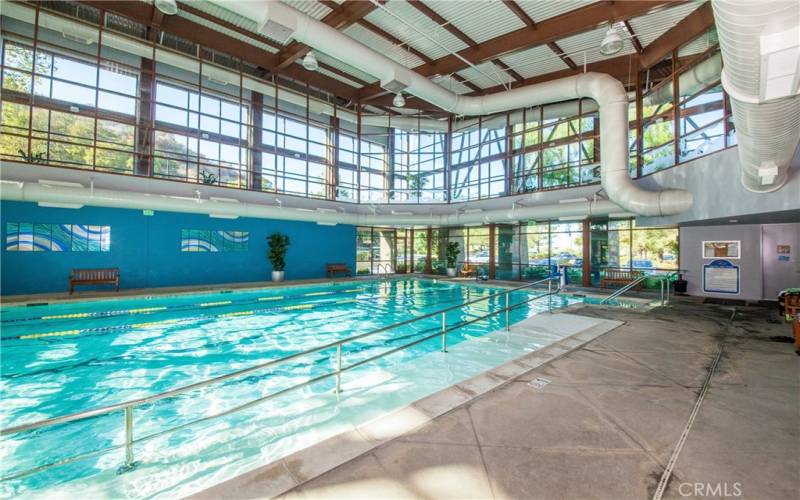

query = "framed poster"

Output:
[[703, 240, 740, 259], [703, 259, 740, 294]]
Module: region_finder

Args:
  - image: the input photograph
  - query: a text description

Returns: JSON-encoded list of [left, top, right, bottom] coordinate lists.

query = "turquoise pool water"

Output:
[[0, 279, 591, 497]]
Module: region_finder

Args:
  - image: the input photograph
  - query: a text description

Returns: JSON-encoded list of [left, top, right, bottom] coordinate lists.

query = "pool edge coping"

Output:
[[189, 312, 624, 500]]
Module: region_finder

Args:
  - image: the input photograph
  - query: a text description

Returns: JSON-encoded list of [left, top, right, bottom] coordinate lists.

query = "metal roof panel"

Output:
[[424, 0, 526, 44]]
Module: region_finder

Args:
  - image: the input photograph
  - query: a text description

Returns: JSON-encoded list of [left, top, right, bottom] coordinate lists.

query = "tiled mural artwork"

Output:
[[5, 223, 111, 252], [180, 229, 249, 252]]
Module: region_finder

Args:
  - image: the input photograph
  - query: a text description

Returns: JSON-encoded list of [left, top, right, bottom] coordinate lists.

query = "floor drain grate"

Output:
[[528, 377, 551, 389]]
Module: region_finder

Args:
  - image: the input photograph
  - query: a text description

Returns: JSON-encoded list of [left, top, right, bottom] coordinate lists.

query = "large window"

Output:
[[1, 40, 138, 173], [0, 6, 734, 205]]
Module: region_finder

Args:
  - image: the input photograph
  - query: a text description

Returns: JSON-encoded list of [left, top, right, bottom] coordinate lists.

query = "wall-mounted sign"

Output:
[[777, 245, 791, 254], [703, 240, 740, 259], [703, 259, 740, 294]]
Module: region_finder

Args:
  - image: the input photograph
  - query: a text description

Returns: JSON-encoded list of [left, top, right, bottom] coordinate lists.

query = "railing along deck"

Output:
[[1, 276, 561, 482]]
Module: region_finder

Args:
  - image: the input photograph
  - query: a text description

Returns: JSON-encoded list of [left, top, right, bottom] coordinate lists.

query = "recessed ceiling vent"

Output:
[[260, 18, 294, 44]]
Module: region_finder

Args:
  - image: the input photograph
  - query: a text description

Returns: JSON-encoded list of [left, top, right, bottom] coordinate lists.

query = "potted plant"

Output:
[[267, 232, 290, 282], [445, 241, 460, 277]]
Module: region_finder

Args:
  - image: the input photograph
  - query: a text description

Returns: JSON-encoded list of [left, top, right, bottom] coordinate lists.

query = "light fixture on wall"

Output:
[[392, 92, 406, 107], [600, 25, 624, 56], [302, 51, 318, 71], [154, 0, 178, 16]]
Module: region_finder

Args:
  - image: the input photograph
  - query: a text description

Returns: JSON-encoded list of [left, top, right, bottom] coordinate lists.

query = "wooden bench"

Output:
[[459, 263, 477, 278], [600, 269, 644, 290], [326, 263, 352, 278], [69, 268, 120, 294]]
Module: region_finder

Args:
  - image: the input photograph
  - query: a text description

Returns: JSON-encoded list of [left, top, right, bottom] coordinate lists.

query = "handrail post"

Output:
[[335, 344, 342, 394], [548, 279, 552, 312], [505, 293, 510, 331], [116, 405, 136, 474], [441, 312, 447, 352]]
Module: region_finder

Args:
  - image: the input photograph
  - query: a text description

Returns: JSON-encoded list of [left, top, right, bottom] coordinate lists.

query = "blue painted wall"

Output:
[[1, 201, 356, 296]]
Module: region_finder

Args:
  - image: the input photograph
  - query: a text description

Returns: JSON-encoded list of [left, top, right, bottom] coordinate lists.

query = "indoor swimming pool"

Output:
[[0, 278, 612, 497]]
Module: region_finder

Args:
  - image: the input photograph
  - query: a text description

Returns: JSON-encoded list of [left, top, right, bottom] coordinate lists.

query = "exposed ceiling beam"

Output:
[[623, 20, 644, 54], [177, 1, 363, 85], [493, 59, 524, 83], [547, 41, 578, 71], [84, 1, 362, 101], [501, 1, 579, 75], [273, 1, 380, 71], [408, 0, 477, 49], [640, 2, 715, 68], [502, 0, 536, 29], [359, 0, 679, 100]]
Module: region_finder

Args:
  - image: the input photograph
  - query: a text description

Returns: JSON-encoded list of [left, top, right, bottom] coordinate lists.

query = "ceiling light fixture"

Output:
[[392, 92, 406, 108], [154, 0, 178, 16], [600, 25, 624, 56], [302, 51, 318, 71]]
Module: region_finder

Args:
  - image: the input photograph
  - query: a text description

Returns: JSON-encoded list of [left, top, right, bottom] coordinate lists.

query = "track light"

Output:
[[302, 51, 318, 71], [154, 0, 178, 16], [392, 92, 406, 107], [600, 25, 624, 56]]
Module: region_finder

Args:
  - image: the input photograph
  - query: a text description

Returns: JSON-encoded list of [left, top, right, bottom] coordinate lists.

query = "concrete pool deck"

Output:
[[197, 298, 799, 499]]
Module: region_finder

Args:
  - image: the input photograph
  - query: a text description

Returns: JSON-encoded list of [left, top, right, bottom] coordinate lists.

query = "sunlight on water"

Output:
[[0, 279, 595, 498]]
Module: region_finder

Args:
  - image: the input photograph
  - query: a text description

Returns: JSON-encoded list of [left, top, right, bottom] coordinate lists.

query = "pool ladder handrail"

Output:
[[375, 263, 391, 280], [599, 271, 677, 306], [0, 276, 562, 482]]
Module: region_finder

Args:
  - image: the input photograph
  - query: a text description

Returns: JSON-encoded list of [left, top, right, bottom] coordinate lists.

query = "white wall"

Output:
[[761, 223, 800, 298], [679, 223, 800, 301]]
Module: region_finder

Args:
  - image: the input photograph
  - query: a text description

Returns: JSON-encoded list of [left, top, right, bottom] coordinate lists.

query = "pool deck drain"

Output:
[[191, 312, 623, 499]]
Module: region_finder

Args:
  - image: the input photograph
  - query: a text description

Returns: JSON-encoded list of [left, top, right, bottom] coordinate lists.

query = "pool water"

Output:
[[0, 279, 589, 498]]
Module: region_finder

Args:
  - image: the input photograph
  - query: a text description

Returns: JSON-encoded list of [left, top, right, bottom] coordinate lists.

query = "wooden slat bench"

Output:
[[600, 269, 644, 290], [326, 263, 352, 278], [69, 268, 120, 294], [460, 263, 477, 278]]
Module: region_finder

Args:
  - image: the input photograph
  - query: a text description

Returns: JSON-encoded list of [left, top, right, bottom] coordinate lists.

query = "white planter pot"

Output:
[[446, 268, 457, 277], [271, 270, 285, 282]]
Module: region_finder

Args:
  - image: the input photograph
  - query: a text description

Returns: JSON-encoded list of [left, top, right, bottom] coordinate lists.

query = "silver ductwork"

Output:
[[212, 0, 693, 217], [0, 180, 621, 226], [712, 0, 800, 193]]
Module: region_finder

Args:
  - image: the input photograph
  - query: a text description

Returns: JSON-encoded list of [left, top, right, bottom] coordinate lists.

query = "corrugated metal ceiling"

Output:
[[514, 0, 598, 23], [425, 0, 525, 44], [363, 0, 468, 61], [499, 45, 571, 80], [342, 23, 427, 69]]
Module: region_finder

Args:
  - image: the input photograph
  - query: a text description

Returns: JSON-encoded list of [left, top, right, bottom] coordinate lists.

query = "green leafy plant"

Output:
[[18, 149, 45, 164], [267, 233, 290, 271], [445, 241, 460, 268], [405, 173, 428, 198], [200, 170, 217, 185]]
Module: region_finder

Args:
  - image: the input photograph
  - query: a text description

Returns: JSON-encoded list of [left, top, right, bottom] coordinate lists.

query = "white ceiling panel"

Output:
[[425, 0, 525, 44], [343, 23, 426, 69], [456, 61, 513, 89], [514, 0, 597, 23], [628, 1, 706, 48], [678, 28, 718, 57], [281, 0, 333, 21], [364, 0, 468, 61], [499, 45, 570, 79]]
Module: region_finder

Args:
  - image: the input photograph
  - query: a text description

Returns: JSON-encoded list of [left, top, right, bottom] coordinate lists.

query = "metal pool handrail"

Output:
[[600, 271, 678, 305], [0, 276, 561, 481]]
